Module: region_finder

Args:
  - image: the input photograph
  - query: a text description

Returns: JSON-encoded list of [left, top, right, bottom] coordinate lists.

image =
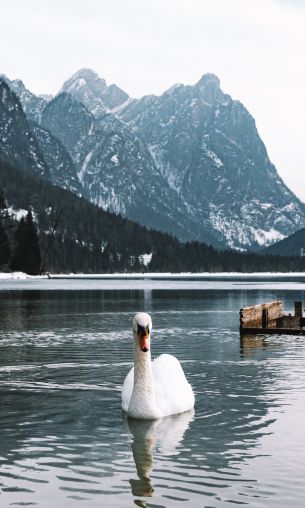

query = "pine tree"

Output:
[[0, 218, 10, 267], [10, 217, 27, 272], [24, 211, 41, 275], [0, 191, 7, 215], [10, 211, 41, 275]]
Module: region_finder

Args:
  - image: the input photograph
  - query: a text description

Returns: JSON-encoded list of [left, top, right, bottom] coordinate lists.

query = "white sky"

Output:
[[0, 0, 304, 201]]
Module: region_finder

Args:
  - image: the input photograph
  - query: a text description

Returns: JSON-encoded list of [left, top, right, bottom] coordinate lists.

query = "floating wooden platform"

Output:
[[240, 301, 305, 335]]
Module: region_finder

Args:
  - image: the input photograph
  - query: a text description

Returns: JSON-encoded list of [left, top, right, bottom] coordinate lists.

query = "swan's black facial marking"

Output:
[[137, 324, 150, 338]]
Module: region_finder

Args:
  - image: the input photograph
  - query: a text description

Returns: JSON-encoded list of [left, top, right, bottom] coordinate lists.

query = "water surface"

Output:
[[0, 278, 305, 507]]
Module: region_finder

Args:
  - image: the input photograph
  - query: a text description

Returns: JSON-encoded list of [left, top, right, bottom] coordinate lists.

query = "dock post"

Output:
[[262, 308, 269, 328], [295, 302, 303, 319]]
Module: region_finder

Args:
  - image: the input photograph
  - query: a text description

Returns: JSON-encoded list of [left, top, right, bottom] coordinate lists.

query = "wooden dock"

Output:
[[240, 301, 305, 335]]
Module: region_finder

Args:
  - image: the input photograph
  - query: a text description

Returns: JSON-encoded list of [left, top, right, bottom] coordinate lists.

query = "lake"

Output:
[[0, 276, 305, 507]]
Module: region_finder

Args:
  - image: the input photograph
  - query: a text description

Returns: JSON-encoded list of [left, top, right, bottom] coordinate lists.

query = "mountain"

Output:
[[0, 74, 50, 123], [40, 92, 221, 245], [0, 78, 49, 178], [59, 68, 129, 116], [118, 73, 305, 250], [262, 227, 305, 257], [0, 79, 82, 194], [0, 79, 303, 274], [3, 70, 305, 250], [30, 122, 82, 195], [40, 92, 96, 164]]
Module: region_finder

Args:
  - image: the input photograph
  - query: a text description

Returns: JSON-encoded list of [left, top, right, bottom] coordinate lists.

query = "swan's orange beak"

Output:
[[140, 335, 150, 353], [137, 324, 150, 352]]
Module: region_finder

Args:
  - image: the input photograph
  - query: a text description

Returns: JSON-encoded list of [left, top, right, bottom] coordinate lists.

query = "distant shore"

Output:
[[1, 271, 305, 281]]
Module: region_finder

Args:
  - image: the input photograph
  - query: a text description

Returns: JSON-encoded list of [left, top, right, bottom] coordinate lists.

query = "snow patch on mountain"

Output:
[[111, 154, 119, 166], [202, 139, 223, 168], [79, 148, 95, 184], [7, 206, 28, 221], [96, 182, 126, 215], [209, 204, 287, 249], [252, 228, 285, 246]]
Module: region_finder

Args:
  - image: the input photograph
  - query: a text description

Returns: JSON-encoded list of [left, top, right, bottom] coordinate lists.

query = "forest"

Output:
[[0, 158, 304, 274]]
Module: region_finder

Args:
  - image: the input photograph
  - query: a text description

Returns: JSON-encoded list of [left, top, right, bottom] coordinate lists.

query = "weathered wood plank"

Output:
[[240, 301, 283, 328]]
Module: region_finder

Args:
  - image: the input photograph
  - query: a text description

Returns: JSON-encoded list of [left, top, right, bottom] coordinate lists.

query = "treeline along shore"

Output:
[[0, 159, 305, 275]]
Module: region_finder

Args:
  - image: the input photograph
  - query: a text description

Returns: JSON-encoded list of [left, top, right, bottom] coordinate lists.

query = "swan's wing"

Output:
[[121, 367, 134, 412], [152, 354, 195, 417]]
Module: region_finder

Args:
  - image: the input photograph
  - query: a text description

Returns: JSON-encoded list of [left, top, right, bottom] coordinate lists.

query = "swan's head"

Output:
[[133, 313, 152, 353]]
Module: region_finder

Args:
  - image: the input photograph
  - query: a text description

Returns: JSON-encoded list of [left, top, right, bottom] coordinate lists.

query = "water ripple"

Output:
[[1, 287, 305, 506]]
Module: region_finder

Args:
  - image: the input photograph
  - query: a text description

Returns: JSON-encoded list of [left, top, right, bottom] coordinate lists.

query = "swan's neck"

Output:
[[133, 339, 154, 390], [128, 335, 159, 419]]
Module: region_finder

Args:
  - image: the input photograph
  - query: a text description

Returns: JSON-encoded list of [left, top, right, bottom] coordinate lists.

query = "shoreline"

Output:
[[1, 271, 305, 281]]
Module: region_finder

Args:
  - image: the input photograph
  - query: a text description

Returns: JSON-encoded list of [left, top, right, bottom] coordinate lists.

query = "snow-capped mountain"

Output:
[[118, 73, 305, 249], [39, 91, 219, 244], [59, 68, 129, 117], [2, 69, 305, 250]]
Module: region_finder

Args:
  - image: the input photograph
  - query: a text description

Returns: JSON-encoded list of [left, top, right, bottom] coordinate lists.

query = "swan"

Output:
[[122, 312, 195, 419]]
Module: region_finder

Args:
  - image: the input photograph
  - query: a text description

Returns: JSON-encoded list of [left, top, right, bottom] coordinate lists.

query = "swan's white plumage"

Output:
[[122, 353, 194, 417], [122, 313, 195, 419]]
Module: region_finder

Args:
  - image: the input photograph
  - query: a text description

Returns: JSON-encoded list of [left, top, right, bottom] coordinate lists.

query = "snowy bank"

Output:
[[0, 272, 48, 280], [50, 272, 305, 279]]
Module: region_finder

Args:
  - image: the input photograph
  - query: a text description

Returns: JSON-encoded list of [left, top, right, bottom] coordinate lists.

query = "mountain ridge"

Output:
[[2, 70, 305, 251]]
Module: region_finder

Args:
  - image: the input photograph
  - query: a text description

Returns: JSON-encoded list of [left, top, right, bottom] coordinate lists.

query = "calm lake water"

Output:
[[0, 276, 305, 507]]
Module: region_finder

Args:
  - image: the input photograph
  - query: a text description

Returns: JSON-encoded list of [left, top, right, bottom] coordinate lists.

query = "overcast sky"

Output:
[[1, 0, 304, 200]]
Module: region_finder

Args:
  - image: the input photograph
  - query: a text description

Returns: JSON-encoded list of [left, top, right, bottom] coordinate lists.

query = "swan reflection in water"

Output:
[[127, 410, 194, 504]]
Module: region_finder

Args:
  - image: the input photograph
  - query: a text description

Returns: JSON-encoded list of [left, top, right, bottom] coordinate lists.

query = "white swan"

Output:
[[122, 312, 195, 419]]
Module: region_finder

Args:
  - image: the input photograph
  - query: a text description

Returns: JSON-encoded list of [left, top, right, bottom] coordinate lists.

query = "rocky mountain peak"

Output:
[[0, 74, 47, 123], [60, 68, 107, 94], [59, 68, 129, 116], [104, 83, 129, 110], [195, 73, 221, 102], [0, 78, 21, 111], [0, 79, 49, 178], [59, 68, 107, 116], [0, 75, 25, 94], [195, 73, 221, 89]]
